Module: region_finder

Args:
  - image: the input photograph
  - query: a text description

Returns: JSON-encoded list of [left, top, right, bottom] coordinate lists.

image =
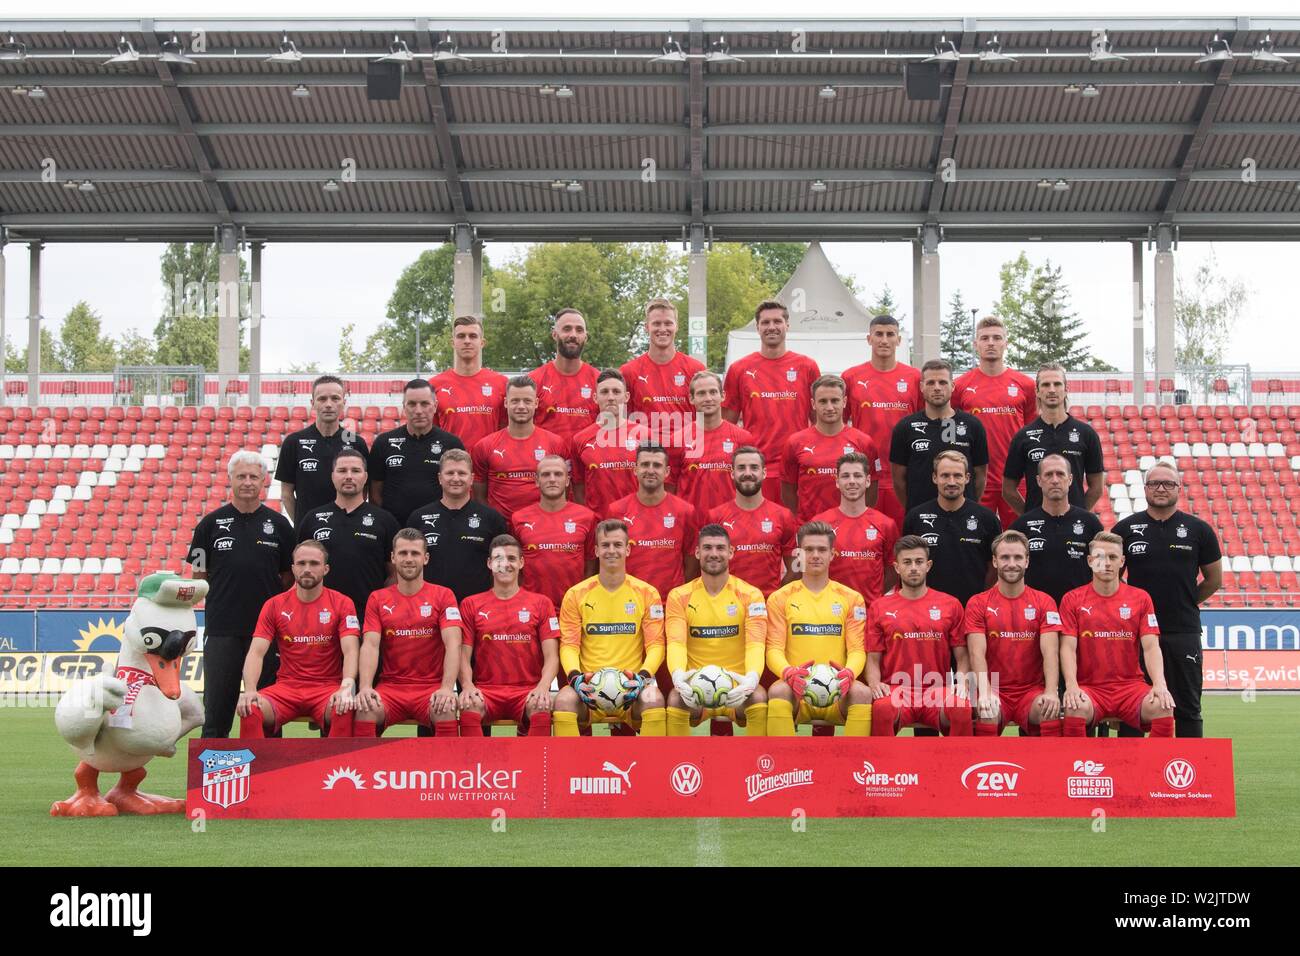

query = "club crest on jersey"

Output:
[[663, 514, 676, 529], [866, 527, 878, 540], [786, 369, 797, 382], [722, 440, 735, 453], [831, 603, 843, 616], [518, 609, 531, 623], [843, 444, 855, 455], [674, 373, 686, 386], [1176, 525, 1188, 538], [482, 385, 494, 396], [761, 519, 773, 533], [1008, 384, 1019, 396], [564, 520, 577, 534], [625, 438, 638, 451], [580, 386, 592, 398], [468, 514, 481, 529], [319, 610, 332, 624], [362, 513, 374, 527], [967, 516, 978, 531], [1119, 605, 1131, 620], [1073, 520, 1085, 535], [534, 447, 546, 460], [896, 379, 908, 393], [624, 602, 637, 615], [419, 604, 432, 618], [955, 422, 967, 437], [929, 607, 942, 621], [1068, 429, 1080, 443], [1025, 607, 1037, 620], [263, 520, 274, 534], [726, 604, 738, 617], [431, 442, 443, 455]]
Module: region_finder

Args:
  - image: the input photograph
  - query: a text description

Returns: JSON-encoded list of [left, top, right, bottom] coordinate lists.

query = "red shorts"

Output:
[[997, 685, 1046, 733], [887, 684, 969, 732], [260, 680, 338, 729], [479, 684, 532, 724], [875, 485, 905, 529], [377, 683, 442, 727], [1079, 680, 1150, 727]]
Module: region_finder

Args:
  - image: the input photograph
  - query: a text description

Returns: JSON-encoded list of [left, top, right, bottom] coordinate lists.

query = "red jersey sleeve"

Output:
[[540, 595, 561, 641], [1041, 593, 1062, 631], [962, 592, 987, 636], [865, 605, 886, 654], [881, 514, 899, 564], [1140, 590, 1160, 636], [471, 435, 490, 482], [1059, 592, 1079, 638], [722, 362, 743, 416], [947, 599, 967, 648], [682, 502, 700, 559], [1020, 377, 1037, 428], [441, 593, 463, 632], [252, 597, 277, 643], [335, 593, 361, 637], [458, 597, 477, 648], [781, 510, 798, 556], [362, 592, 382, 635], [780, 434, 799, 486]]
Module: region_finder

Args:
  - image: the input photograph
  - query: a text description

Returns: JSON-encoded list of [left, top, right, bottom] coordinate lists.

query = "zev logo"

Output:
[[961, 760, 1024, 798]]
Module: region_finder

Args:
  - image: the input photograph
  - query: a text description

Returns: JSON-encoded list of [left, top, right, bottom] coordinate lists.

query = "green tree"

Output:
[[702, 244, 777, 369], [374, 244, 463, 373], [56, 301, 118, 372], [995, 251, 1035, 345], [1174, 255, 1248, 367], [745, 242, 806, 291], [115, 329, 156, 367], [337, 322, 386, 374], [1011, 262, 1117, 372], [941, 290, 976, 371], [154, 242, 251, 370], [5, 327, 60, 373]]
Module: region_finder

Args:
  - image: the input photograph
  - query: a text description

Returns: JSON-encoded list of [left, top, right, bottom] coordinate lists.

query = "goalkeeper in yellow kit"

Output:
[[766, 520, 874, 736], [554, 519, 668, 736], [663, 523, 769, 736]]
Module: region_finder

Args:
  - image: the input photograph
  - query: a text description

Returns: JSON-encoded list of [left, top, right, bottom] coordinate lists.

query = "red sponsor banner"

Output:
[[1203, 650, 1300, 690], [187, 737, 1234, 819]]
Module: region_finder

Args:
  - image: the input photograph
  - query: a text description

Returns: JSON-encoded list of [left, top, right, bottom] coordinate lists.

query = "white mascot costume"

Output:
[[52, 572, 208, 816]]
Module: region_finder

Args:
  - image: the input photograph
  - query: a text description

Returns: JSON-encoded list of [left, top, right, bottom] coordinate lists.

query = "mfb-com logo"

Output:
[[1067, 759, 1114, 799], [199, 749, 256, 808], [960, 760, 1024, 798], [852, 760, 919, 798]]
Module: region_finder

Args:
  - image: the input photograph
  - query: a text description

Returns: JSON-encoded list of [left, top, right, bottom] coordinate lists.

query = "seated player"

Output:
[[237, 540, 360, 737], [457, 535, 560, 737], [354, 529, 463, 737], [865, 535, 973, 736], [1059, 532, 1175, 737], [765, 521, 873, 736], [553, 519, 668, 736], [664, 524, 768, 736], [964, 530, 1063, 737]]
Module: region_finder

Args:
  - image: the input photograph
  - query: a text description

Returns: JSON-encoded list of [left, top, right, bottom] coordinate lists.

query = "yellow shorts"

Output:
[[797, 699, 845, 725], [691, 705, 739, 725], [581, 704, 640, 729]]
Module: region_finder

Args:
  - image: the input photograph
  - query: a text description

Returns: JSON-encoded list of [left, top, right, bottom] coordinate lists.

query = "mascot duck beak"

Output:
[[144, 629, 193, 700]]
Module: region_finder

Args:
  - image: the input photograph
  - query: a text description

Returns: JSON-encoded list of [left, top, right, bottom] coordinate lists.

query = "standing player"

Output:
[[1059, 532, 1175, 737], [607, 443, 700, 602], [964, 531, 1064, 737], [664, 524, 769, 736], [237, 540, 360, 738], [276, 374, 369, 525], [407, 449, 508, 601], [355, 529, 463, 738], [902, 450, 1001, 606], [865, 536, 972, 736], [811, 453, 898, 609], [472, 376, 570, 518], [511, 455, 598, 608], [707, 446, 798, 597], [674, 371, 754, 516], [843, 314, 922, 527], [620, 298, 706, 440], [782, 375, 881, 522], [530, 309, 599, 441], [1003, 364, 1104, 515], [295, 448, 399, 630], [891, 359, 989, 516], [952, 316, 1036, 527], [429, 316, 509, 450], [571, 370, 650, 517], [553, 520, 668, 736], [1112, 461, 1221, 738], [765, 522, 873, 737], [722, 300, 821, 501], [457, 535, 560, 737], [1011, 453, 1103, 604], [368, 379, 465, 527]]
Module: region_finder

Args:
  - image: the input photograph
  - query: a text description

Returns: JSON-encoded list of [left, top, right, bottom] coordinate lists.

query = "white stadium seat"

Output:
[[20, 514, 41, 530], [20, 558, 40, 575], [1139, 455, 1159, 471], [103, 456, 123, 472], [1267, 443, 1285, 457], [1171, 444, 1191, 459], [34, 443, 53, 458], [14, 445, 33, 459], [40, 557, 61, 575], [1192, 443, 1211, 457], [98, 471, 118, 487], [147, 443, 166, 458], [1127, 483, 1143, 499], [1272, 556, 1292, 572], [1124, 469, 1142, 485], [123, 456, 142, 472], [0, 514, 19, 531], [77, 470, 98, 487], [26, 499, 46, 516], [109, 443, 128, 458], [72, 485, 92, 501], [0, 557, 17, 574], [1113, 497, 1131, 513], [1132, 496, 1147, 511], [1247, 442, 1266, 458], [1293, 556, 1300, 572], [1228, 442, 1248, 457], [72, 443, 91, 458], [1251, 555, 1271, 573], [1210, 442, 1230, 457], [53, 444, 72, 458], [47, 500, 66, 516], [1109, 483, 1126, 499], [102, 558, 123, 575], [0, 446, 12, 460], [82, 558, 102, 576], [53, 485, 73, 501], [62, 557, 82, 575], [260, 443, 278, 459], [90, 443, 110, 459], [0, 529, 12, 546], [128, 443, 147, 458], [1292, 456, 1300, 470]]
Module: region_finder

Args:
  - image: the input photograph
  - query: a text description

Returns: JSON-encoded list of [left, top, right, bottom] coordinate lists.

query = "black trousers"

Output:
[[201, 634, 279, 738], [1116, 630, 1203, 738]]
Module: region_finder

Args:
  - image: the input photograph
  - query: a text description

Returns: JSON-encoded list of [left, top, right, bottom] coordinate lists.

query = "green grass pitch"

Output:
[[4, 695, 1296, 867]]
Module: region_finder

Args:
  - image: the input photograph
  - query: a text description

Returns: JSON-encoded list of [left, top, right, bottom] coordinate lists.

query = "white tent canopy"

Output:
[[725, 242, 909, 375]]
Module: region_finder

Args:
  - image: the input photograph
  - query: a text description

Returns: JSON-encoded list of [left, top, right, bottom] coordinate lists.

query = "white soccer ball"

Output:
[[689, 665, 735, 708], [803, 663, 842, 708], [588, 667, 628, 714]]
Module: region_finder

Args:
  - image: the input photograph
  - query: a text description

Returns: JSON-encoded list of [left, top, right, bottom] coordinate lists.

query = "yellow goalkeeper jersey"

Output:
[[559, 574, 665, 676], [664, 575, 767, 676], [765, 578, 867, 678]]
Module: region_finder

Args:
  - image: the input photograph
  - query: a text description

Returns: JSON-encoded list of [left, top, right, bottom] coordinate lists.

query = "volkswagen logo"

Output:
[[1163, 758, 1196, 791], [670, 762, 702, 796]]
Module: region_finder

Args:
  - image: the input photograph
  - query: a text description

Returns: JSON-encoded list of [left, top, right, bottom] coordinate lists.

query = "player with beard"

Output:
[[368, 379, 464, 527], [530, 309, 599, 440], [1011, 453, 1103, 604], [707, 446, 798, 597]]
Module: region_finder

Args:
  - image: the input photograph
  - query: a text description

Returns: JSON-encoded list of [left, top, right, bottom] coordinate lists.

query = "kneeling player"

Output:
[[553, 519, 668, 735], [457, 535, 560, 736], [765, 522, 873, 736], [238, 540, 360, 737], [1060, 532, 1175, 737], [865, 536, 972, 735], [664, 524, 768, 735], [964, 530, 1063, 736], [355, 529, 463, 736]]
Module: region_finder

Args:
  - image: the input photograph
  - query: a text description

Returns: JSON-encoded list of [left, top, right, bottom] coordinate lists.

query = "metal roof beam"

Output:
[[413, 19, 469, 222], [688, 21, 705, 224], [1161, 37, 1239, 217], [926, 29, 975, 217]]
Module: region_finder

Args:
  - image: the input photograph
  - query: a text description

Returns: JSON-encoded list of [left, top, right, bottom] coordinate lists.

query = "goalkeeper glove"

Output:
[[620, 670, 653, 705], [830, 661, 855, 698], [671, 669, 697, 707], [723, 671, 759, 709], [782, 660, 813, 697], [568, 671, 596, 707]]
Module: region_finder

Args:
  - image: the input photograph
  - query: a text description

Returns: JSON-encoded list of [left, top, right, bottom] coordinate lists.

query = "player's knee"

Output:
[[666, 688, 686, 709], [358, 706, 383, 724], [554, 687, 580, 712], [639, 685, 665, 708], [464, 699, 487, 716], [747, 684, 768, 704], [845, 680, 872, 705], [769, 680, 793, 702]]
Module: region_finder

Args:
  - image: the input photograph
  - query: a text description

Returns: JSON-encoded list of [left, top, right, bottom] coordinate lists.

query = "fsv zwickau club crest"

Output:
[[199, 749, 256, 808]]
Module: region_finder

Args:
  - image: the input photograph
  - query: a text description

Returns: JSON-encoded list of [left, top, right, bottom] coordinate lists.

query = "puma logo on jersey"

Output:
[[477, 610, 491, 620], [986, 607, 1000, 617], [637, 375, 650, 384], [802, 446, 816, 455], [382, 605, 395, 614], [963, 386, 977, 393], [519, 522, 535, 531], [744, 370, 758, 378], [541, 385, 555, 394], [492, 448, 506, 458], [1079, 606, 1093, 615], [280, 611, 293, 620], [884, 610, 898, 619], [438, 387, 454, 396], [722, 521, 736, 530]]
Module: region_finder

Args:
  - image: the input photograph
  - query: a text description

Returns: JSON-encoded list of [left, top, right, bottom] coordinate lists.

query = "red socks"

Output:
[[434, 718, 459, 737], [871, 699, 898, 737], [326, 711, 354, 738], [1064, 716, 1088, 737], [353, 719, 377, 738], [974, 720, 998, 737], [1148, 716, 1175, 737], [1038, 719, 1063, 737], [711, 719, 735, 736], [238, 712, 266, 738], [459, 711, 484, 737], [945, 705, 973, 737], [528, 712, 552, 737]]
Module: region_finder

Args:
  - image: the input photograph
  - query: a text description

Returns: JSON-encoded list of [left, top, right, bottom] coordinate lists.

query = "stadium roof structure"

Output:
[[0, 15, 1299, 245]]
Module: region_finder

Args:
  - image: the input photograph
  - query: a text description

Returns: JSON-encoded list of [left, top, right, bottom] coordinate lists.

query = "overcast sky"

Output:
[[3, 0, 1295, 374]]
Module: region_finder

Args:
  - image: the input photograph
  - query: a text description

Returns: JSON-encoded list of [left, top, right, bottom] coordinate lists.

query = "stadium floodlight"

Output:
[[25, 85, 46, 99], [1053, 179, 1070, 191], [818, 85, 837, 100], [1081, 83, 1100, 97], [62, 179, 80, 189], [549, 179, 566, 191], [555, 85, 575, 99], [925, 36, 960, 63], [10, 85, 27, 95], [267, 35, 303, 63], [322, 179, 340, 192], [1252, 35, 1287, 65], [78, 180, 96, 192], [1196, 35, 1233, 65], [292, 84, 310, 97], [104, 38, 140, 66], [980, 35, 1016, 63], [810, 179, 828, 193], [653, 35, 687, 63], [433, 33, 469, 63], [159, 36, 197, 67], [705, 36, 742, 64], [565, 180, 583, 193], [1036, 178, 1053, 189], [0, 35, 26, 61], [379, 37, 415, 64], [1089, 31, 1127, 62], [1063, 83, 1081, 93], [538, 84, 555, 95]]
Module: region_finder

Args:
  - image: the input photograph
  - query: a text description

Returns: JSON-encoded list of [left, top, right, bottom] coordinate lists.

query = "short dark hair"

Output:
[[754, 299, 789, 322], [1039, 452, 1072, 474], [697, 523, 730, 544], [797, 520, 836, 548], [489, 533, 522, 555], [553, 308, 584, 324], [507, 375, 537, 393], [311, 374, 345, 396], [811, 374, 847, 396], [596, 368, 626, 387], [894, 534, 930, 558], [920, 359, 952, 378], [836, 451, 871, 475], [404, 378, 433, 394], [595, 519, 629, 541], [332, 447, 368, 471], [635, 441, 669, 463], [452, 315, 482, 330], [869, 313, 899, 329], [393, 528, 428, 552], [294, 538, 329, 561], [732, 444, 765, 466]]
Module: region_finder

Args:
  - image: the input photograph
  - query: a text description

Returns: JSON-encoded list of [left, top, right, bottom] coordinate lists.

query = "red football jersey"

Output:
[[621, 351, 707, 425], [962, 585, 1062, 692], [472, 426, 570, 519], [511, 501, 598, 608], [812, 505, 898, 608], [459, 588, 560, 687], [781, 425, 883, 522], [1058, 582, 1159, 686], [866, 589, 966, 684], [722, 351, 821, 470], [254, 588, 360, 684], [362, 581, 462, 685], [606, 492, 698, 599], [530, 360, 600, 440], [842, 360, 922, 489], [951, 367, 1036, 483], [672, 420, 754, 516], [429, 368, 509, 450], [707, 498, 798, 597], [571, 420, 650, 518]]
